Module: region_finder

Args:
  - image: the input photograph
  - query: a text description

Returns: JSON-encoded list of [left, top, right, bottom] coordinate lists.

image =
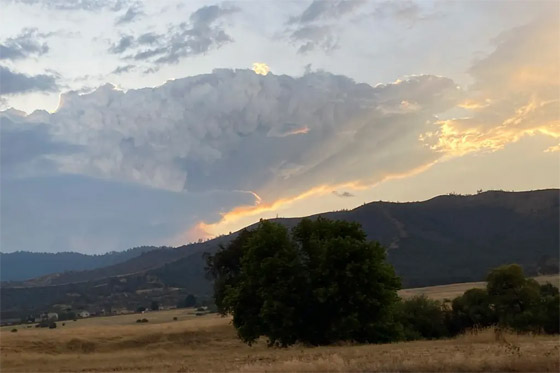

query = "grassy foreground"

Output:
[[1, 308, 559, 372]]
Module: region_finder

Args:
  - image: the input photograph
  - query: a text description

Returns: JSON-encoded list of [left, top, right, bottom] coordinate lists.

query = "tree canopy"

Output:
[[206, 217, 401, 346]]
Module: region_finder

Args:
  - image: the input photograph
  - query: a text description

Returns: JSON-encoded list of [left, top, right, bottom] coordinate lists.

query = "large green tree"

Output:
[[206, 217, 402, 346]]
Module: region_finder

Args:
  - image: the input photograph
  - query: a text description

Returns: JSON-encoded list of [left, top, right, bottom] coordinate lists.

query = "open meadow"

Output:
[[398, 274, 560, 301], [1, 306, 559, 373]]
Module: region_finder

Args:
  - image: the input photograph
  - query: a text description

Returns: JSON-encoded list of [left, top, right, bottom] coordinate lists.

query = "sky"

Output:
[[0, 0, 558, 254]]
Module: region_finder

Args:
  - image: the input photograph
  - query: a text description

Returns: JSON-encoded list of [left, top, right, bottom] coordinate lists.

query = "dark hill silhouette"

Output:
[[0, 246, 162, 282], [2, 189, 558, 314]]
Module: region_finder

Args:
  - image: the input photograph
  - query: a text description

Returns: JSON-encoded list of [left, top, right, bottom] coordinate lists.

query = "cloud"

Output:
[[286, 0, 366, 54], [115, 4, 144, 25], [252, 62, 270, 76], [0, 173, 255, 252], [5, 69, 461, 199], [0, 28, 50, 61], [0, 114, 80, 177], [111, 64, 135, 74], [0, 66, 58, 94], [373, 1, 423, 24], [421, 16, 560, 156], [13, 0, 131, 11], [108, 35, 134, 53], [332, 190, 354, 198], [109, 4, 239, 65]]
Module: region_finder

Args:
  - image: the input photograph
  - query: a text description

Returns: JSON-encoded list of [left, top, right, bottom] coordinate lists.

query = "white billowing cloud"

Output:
[[10, 69, 461, 198]]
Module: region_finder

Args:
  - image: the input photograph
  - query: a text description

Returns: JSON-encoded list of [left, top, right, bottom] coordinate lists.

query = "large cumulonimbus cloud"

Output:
[[3, 69, 462, 201]]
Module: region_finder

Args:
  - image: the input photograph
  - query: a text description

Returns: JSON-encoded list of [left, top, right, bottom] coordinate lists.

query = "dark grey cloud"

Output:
[[289, 0, 365, 24], [111, 64, 135, 74], [0, 28, 50, 61], [109, 4, 239, 65], [13, 0, 131, 11], [332, 190, 354, 198], [0, 66, 58, 94], [115, 4, 144, 25], [109, 35, 134, 53], [1, 173, 254, 252], [0, 115, 80, 176], [286, 0, 366, 54], [372, 1, 425, 26], [137, 32, 159, 45]]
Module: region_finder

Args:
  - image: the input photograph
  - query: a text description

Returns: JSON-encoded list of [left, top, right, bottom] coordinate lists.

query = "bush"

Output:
[[398, 296, 451, 340], [450, 288, 496, 333], [10, 328, 17, 333], [141, 318, 149, 323], [173, 317, 178, 321], [447, 264, 560, 335], [49, 322, 57, 329], [136, 319, 142, 323]]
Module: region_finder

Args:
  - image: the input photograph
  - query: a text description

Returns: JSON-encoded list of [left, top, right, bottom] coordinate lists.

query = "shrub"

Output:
[[10, 328, 17, 333], [173, 317, 178, 321], [141, 318, 149, 323], [450, 288, 496, 333], [398, 295, 451, 340], [49, 322, 57, 329]]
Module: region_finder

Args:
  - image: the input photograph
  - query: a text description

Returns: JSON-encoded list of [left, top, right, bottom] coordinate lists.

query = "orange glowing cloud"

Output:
[[423, 96, 560, 157], [184, 161, 439, 240]]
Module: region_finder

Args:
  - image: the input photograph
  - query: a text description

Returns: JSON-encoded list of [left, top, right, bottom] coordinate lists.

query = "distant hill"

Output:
[[1, 189, 558, 315], [0, 246, 162, 282]]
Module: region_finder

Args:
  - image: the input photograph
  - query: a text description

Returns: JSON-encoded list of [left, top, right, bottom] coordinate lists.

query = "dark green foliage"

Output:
[[185, 294, 197, 308], [10, 328, 17, 333], [206, 217, 402, 346], [58, 311, 76, 321], [398, 296, 450, 340], [447, 264, 560, 335], [450, 288, 496, 332], [150, 301, 159, 311], [48, 322, 56, 329], [205, 229, 254, 314], [136, 306, 146, 313], [486, 264, 543, 332]]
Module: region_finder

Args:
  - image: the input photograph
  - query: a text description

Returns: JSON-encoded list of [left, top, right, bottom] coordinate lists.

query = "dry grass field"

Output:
[[1, 309, 559, 372], [398, 274, 560, 301], [2, 276, 559, 372]]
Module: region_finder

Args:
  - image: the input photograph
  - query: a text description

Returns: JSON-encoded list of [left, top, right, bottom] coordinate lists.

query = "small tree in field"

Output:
[[206, 217, 401, 346], [184, 294, 197, 308]]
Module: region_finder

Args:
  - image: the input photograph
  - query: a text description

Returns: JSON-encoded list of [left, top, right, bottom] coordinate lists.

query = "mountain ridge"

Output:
[[1, 189, 558, 315]]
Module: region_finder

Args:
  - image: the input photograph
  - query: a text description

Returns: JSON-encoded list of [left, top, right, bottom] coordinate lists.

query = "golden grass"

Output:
[[399, 274, 560, 301], [1, 310, 559, 372]]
